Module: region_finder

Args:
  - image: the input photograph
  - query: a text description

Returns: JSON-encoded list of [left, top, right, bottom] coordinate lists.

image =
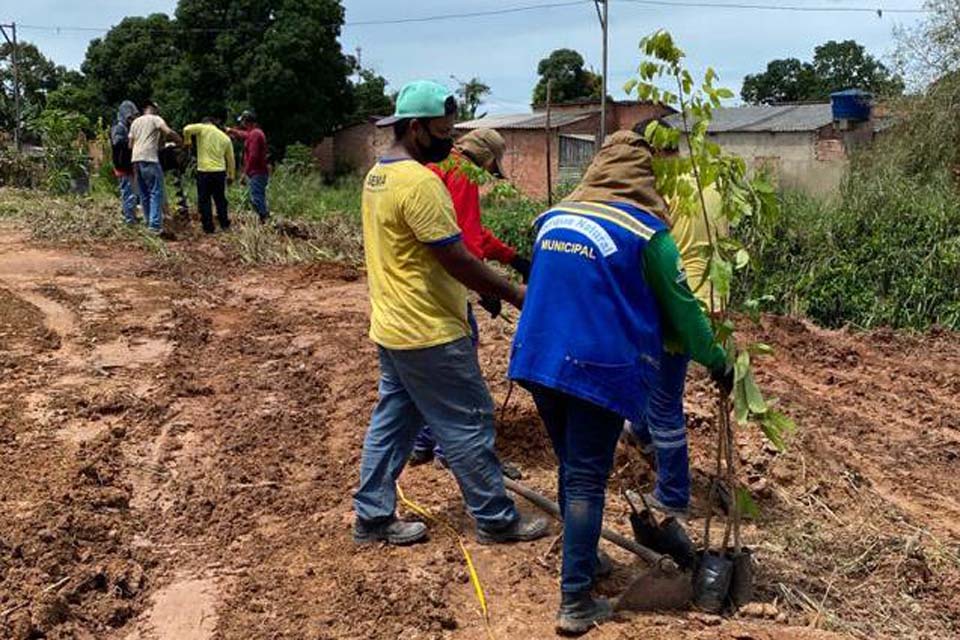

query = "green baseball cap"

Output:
[[376, 80, 454, 127]]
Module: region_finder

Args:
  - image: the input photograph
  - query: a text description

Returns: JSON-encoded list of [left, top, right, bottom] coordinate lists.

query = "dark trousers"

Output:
[[197, 171, 229, 233], [529, 384, 623, 594]]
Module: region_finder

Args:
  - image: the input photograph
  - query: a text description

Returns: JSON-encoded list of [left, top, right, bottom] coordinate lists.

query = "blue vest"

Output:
[[508, 201, 667, 423]]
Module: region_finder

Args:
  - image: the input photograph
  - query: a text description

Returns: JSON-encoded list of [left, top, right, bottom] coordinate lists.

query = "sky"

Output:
[[5, 0, 926, 114]]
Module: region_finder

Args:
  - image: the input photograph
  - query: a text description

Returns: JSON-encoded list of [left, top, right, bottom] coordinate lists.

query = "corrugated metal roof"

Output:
[[455, 112, 595, 130], [665, 103, 834, 133], [561, 133, 596, 143]]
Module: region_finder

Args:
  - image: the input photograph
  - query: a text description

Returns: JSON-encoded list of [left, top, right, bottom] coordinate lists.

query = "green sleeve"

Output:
[[642, 230, 726, 370]]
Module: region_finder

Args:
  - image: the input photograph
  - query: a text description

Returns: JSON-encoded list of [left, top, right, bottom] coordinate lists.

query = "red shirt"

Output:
[[231, 126, 269, 177], [428, 152, 517, 264]]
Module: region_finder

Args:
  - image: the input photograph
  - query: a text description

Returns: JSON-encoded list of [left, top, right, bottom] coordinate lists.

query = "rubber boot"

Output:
[[556, 592, 613, 635]]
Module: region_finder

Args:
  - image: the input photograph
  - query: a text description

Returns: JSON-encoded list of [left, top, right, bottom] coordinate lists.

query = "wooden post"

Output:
[[1, 23, 20, 149], [545, 79, 553, 208]]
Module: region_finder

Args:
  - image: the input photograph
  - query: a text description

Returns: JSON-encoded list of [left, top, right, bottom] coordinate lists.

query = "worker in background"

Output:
[[621, 118, 731, 520], [183, 116, 236, 234], [409, 128, 532, 467], [129, 101, 182, 235], [353, 80, 547, 547], [111, 100, 140, 225], [508, 131, 733, 634], [227, 110, 270, 223]]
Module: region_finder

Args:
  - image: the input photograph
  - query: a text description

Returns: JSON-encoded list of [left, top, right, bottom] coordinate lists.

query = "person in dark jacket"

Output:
[[111, 101, 140, 224], [508, 131, 734, 634]]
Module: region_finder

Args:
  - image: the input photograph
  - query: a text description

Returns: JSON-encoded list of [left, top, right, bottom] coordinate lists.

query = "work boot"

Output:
[[644, 491, 690, 521], [353, 518, 428, 546], [556, 592, 614, 635], [408, 448, 434, 467], [476, 513, 549, 545]]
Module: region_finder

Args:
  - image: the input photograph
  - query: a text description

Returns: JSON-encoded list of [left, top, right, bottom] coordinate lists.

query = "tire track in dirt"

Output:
[[4, 223, 960, 639]]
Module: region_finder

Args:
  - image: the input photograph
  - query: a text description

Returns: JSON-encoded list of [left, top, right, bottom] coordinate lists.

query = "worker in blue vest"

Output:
[[508, 130, 734, 634]]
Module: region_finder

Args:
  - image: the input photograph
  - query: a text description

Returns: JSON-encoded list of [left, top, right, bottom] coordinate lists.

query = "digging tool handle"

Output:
[[503, 478, 669, 567]]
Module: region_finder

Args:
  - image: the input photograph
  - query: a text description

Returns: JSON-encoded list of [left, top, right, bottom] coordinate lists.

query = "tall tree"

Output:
[[171, 0, 353, 150], [532, 49, 601, 106], [741, 40, 903, 104], [455, 77, 490, 121], [79, 14, 180, 122], [350, 68, 393, 121], [894, 0, 960, 88], [0, 41, 68, 132], [741, 58, 818, 105]]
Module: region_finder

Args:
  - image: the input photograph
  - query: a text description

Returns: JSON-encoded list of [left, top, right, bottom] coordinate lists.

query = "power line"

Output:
[[12, 0, 929, 36], [620, 0, 927, 12], [14, 1, 593, 35], [346, 0, 591, 25]]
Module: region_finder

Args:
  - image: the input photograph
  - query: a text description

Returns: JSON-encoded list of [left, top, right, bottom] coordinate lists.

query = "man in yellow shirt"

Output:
[[623, 118, 730, 519], [353, 80, 548, 546], [183, 117, 236, 234]]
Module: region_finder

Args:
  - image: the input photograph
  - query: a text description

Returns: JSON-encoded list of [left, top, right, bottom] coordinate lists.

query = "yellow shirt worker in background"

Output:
[[669, 177, 729, 313], [183, 118, 236, 234]]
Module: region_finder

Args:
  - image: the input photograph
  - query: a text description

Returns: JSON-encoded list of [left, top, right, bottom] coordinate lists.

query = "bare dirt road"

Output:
[[1, 220, 958, 640]]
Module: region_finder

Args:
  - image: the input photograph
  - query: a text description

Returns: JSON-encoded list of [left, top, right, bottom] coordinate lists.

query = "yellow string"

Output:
[[396, 482, 495, 639]]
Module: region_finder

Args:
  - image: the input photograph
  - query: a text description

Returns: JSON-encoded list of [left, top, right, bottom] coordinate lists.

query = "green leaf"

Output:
[[715, 318, 736, 343], [716, 87, 735, 99], [744, 370, 768, 415], [708, 255, 733, 299], [736, 487, 760, 519], [623, 78, 639, 95], [734, 350, 750, 383], [735, 248, 750, 270], [734, 378, 749, 424], [759, 410, 795, 452], [748, 342, 775, 356]]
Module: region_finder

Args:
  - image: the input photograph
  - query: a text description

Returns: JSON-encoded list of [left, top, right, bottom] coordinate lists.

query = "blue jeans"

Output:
[[626, 351, 691, 509], [354, 337, 518, 531], [118, 174, 139, 223], [249, 173, 269, 221], [529, 385, 623, 594], [135, 162, 166, 231], [413, 305, 480, 457]]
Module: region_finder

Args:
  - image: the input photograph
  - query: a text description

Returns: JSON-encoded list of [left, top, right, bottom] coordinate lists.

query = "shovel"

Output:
[[503, 478, 693, 611]]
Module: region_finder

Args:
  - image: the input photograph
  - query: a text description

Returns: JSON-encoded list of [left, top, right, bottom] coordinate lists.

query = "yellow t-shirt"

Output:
[[669, 177, 729, 312], [183, 123, 236, 180], [362, 158, 470, 350]]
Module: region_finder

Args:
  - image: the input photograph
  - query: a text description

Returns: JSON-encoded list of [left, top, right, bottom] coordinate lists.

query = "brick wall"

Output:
[[334, 123, 393, 174], [314, 123, 393, 176], [496, 112, 603, 199], [313, 138, 335, 173], [500, 130, 553, 199]]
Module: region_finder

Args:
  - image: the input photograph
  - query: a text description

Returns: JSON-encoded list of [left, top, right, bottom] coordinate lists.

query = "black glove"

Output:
[[710, 362, 735, 397], [478, 295, 502, 319], [509, 255, 532, 284]]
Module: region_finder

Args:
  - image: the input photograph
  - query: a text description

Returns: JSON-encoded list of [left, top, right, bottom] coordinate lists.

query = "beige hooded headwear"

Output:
[[564, 130, 670, 223]]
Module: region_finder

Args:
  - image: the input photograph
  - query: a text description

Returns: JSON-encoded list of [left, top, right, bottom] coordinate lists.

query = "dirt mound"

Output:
[[1, 221, 959, 639]]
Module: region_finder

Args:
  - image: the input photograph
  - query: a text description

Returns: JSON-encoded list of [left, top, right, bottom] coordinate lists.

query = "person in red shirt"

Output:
[[410, 127, 531, 466], [227, 110, 270, 222]]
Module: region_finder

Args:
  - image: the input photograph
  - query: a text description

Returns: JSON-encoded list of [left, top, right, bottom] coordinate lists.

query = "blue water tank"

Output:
[[830, 89, 872, 122]]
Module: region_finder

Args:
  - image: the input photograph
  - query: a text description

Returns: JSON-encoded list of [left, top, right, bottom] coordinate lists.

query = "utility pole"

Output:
[[1, 22, 20, 150], [595, 0, 609, 144], [545, 79, 553, 208]]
